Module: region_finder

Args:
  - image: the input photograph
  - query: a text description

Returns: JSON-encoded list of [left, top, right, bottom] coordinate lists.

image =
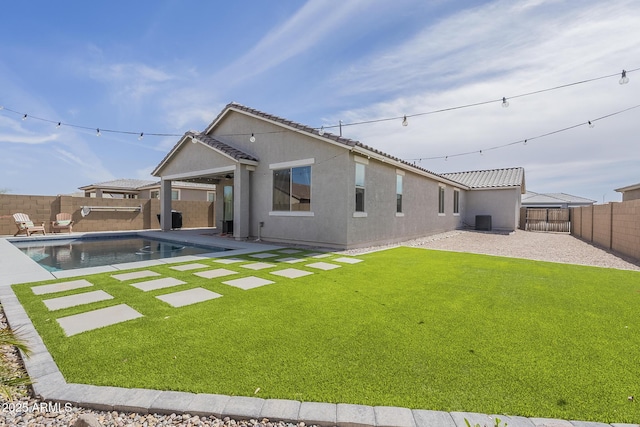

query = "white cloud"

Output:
[[89, 62, 175, 102]]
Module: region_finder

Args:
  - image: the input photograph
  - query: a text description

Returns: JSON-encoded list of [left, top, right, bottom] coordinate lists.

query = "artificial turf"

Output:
[[12, 247, 640, 422]]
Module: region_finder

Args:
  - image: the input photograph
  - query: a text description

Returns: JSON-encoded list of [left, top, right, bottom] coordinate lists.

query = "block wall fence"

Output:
[[0, 194, 215, 236], [570, 199, 640, 263]]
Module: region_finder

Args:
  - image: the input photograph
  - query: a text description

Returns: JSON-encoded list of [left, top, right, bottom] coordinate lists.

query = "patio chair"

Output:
[[13, 213, 46, 237], [51, 212, 74, 234]]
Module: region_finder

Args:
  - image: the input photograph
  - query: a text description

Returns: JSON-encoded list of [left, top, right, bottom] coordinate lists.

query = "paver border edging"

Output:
[[1, 286, 636, 427]]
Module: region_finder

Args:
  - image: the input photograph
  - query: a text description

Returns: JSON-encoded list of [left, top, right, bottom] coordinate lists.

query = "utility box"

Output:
[[475, 215, 492, 231], [157, 211, 183, 229]]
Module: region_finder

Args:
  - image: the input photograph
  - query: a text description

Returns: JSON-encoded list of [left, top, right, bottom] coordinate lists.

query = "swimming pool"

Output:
[[12, 234, 227, 272]]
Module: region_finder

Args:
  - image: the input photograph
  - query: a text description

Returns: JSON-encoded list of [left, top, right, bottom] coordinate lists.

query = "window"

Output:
[[150, 189, 179, 200], [396, 174, 403, 213], [355, 163, 365, 212], [438, 186, 445, 214], [453, 189, 460, 214], [272, 165, 311, 212], [207, 191, 216, 202]]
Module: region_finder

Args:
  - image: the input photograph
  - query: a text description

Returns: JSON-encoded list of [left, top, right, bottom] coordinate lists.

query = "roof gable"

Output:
[[522, 191, 595, 204]]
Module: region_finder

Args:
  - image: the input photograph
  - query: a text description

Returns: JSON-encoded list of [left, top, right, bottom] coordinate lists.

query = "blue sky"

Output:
[[1, 0, 639, 203]]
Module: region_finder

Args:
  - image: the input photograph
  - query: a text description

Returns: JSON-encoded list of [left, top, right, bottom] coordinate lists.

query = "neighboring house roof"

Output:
[[79, 179, 216, 192], [441, 167, 525, 191], [78, 179, 156, 191], [522, 191, 595, 205], [614, 182, 640, 193]]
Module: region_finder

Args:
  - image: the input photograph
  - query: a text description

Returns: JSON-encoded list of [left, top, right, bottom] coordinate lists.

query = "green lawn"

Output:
[[12, 247, 640, 422]]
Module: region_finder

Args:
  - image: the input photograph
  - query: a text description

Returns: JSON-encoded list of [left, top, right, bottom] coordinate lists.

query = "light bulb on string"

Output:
[[138, 133, 144, 140], [96, 128, 101, 137], [588, 121, 595, 128], [22, 114, 27, 121], [619, 70, 629, 85], [56, 122, 61, 129], [523, 139, 527, 145], [402, 115, 408, 127], [479, 150, 483, 156], [318, 126, 325, 136], [502, 97, 509, 108], [249, 133, 256, 143]]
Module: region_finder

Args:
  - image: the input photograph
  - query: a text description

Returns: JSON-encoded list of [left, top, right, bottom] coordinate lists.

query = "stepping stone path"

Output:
[[222, 276, 275, 290], [156, 288, 222, 308], [131, 277, 186, 292], [194, 268, 237, 279], [270, 268, 314, 279], [306, 262, 341, 271], [170, 263, 209, 271], [57, 304, 143, 337], [111, 270, 160, 281], [28, 249, 364, 338], [241, 262, 276, 271], [43, 290, 113, 311], [31, 279, 93, 295]]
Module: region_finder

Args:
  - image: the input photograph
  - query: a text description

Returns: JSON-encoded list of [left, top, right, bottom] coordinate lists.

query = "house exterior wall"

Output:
[[621, 188, 640, 201], [464, 188, 521, 231], [159, 140, 238, 176], [345, 154, 465, 247], [139, 187, 213, 201], [212, 112, 351, 247]]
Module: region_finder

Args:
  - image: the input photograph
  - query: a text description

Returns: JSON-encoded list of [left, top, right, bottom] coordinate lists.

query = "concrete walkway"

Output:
[[1, 230, 637, 427]]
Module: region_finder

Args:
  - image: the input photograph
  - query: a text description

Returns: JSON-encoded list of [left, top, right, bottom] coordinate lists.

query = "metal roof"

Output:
[[522, 191, 595, 205], [441, 167, 525, 190]]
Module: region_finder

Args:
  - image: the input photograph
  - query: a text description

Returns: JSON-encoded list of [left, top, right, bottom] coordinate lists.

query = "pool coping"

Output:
[[0, 231, 637, 427]]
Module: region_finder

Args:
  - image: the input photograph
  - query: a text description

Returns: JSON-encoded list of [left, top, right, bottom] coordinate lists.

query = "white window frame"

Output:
[[438, 184, 446, 216], [354, 160, 367, 217], [453, 189, 460, 216], [396, 169, 404, 217], [269, 158, 315, 217]]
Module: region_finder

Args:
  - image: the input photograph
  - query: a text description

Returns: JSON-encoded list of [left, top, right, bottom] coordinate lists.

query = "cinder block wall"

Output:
[[0, 194, 214, 236], [571, 200, 640, 263]]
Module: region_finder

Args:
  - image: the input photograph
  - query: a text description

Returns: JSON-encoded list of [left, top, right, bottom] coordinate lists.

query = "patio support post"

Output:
[[160, 179, 172, 231], [233, 164, 250, 240]]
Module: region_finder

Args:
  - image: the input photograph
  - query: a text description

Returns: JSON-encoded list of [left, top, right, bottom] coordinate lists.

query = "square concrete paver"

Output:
[[307, 252, 332, 258], [241, 262, 276, 271], [270, 268, 314, 279], [111, 270, 161, 281], [130, 277, 186, 292], [156, 288, 222, 308], [305, 262, 341, 271], [170, 263, 209, 271], [249, 252, 279, 259], [222, 276, 275, 290], [333, 257, 363, 264], [278, 249, 303, 254], [213, 258, 244, 264], [43, 290, 114, 311], [276, 257, 306, 263], [31, 279, 94, 295], [57, 304, 143, 337], [194, 268, 238, 279]]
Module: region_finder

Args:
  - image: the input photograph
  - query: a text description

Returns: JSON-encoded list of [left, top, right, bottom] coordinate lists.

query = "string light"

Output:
[[619, 70, 629, 85], [523, 139, 527, 145], [249, 133, 256, 143], [138, 132, 144, 140], [96, 128, 101, 136], [405, 103, 640, 162], [0, 67, 636, 142], [56, 122, 61, 128]]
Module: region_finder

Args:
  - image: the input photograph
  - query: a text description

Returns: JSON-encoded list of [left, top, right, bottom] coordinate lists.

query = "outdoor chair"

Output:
[[13, 213, 46, 237], [51, 212, 74, 234]]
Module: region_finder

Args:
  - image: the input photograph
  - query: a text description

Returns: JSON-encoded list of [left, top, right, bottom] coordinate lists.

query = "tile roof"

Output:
[[522, 191, 595, 204], [217, 102, 455, 182], [441, 167, 524, 189], [186, 130, 258, 162], [78, 179, 156, 191]]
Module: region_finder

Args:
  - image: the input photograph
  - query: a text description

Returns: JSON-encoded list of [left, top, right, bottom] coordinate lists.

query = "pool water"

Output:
[[12, 235, 226, 272]]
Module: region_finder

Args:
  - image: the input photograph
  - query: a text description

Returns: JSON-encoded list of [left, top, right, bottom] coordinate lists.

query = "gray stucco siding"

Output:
[[158, 141, 238, 177], [464, 188, 521, 231]]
